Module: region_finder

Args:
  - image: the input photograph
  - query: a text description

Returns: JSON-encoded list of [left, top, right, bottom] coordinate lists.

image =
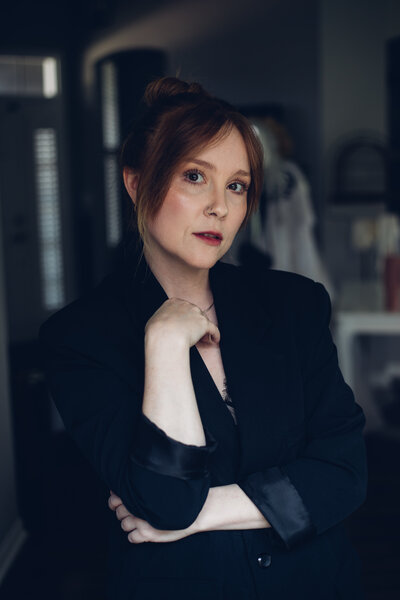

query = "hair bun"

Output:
[[144, 77, 208, 107]]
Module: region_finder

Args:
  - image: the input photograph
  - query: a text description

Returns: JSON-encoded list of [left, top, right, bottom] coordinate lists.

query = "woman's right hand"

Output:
[[145, 298, 220, 348]]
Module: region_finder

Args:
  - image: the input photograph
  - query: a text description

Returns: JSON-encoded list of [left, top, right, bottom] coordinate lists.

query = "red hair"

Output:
[[120, 77, 264, 246]]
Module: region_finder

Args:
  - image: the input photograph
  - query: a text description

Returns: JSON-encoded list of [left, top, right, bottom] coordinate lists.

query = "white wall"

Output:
[[0, 198, 26, 585]]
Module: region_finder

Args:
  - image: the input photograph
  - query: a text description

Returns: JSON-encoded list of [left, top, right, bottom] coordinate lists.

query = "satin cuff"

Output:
[[130, 412, 218, 480], [238, 466, 316, 550]]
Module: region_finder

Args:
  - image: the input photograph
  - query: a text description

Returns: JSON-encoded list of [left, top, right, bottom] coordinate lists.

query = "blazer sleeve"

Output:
[[38, 321, 218, 531], [237, 281, 368, 550]]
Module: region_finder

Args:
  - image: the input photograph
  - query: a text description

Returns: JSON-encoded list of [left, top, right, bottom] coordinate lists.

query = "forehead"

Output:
[[187, 127, 250, 169]]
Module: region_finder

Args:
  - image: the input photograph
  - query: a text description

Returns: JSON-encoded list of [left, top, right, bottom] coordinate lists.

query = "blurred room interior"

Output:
[[0, 0, 399, 598]]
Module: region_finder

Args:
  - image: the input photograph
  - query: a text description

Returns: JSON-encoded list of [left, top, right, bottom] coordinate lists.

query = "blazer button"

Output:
[[257, 553, 272, 568]]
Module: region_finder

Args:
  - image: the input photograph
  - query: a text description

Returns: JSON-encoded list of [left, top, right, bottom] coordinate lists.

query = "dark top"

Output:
[[38, 241, 367, 600]]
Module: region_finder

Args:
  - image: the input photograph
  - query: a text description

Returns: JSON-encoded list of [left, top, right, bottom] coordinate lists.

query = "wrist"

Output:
[[188, 487, 214, 534], [145, 326, 188, 352]]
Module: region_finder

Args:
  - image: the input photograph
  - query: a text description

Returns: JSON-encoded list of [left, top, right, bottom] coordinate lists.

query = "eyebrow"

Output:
[[187, 158, 251, 178]]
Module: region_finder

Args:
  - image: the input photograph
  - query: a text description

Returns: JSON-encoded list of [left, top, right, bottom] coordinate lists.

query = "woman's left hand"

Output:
[[108, 491, 197, 544]]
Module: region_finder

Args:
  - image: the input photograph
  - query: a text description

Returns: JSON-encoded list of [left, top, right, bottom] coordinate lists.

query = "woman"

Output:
[[39, 77, 368, 600]]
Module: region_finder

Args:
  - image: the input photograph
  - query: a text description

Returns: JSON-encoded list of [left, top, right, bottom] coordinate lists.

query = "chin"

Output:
[[189, 259, 217, 271], [185, 252, 220, 270]]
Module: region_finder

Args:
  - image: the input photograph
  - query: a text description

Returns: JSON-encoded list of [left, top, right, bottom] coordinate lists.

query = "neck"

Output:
[[143, 247, 214, 309]]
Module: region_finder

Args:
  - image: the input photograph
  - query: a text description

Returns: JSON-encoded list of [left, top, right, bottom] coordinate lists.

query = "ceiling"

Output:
[[0, 0, 178, 51]]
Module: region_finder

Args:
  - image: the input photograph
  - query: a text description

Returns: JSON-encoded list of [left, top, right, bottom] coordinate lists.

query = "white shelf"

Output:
[[333, 310, 400, 438], [334, 311, 400, 336]]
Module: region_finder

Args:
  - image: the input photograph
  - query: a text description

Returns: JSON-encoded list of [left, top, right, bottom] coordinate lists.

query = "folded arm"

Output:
[[107, 281, 366, 548], [110, 483, 270, 544], [237, 282, 368, 550], [38, 321, 218, 531], [193, 484, 271, 531]]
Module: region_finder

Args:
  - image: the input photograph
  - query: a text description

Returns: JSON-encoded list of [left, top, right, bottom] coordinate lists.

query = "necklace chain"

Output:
[[203, 301, 214, 313]]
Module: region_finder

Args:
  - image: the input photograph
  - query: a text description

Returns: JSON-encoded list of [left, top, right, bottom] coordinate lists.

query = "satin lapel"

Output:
[[209, 263, 290, 479]]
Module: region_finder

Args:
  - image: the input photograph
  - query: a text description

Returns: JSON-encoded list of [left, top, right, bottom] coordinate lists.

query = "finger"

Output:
[[121, 515, 137, 532], [206, 322, 220, 344], [128, 530, 144, 544], [108, 493, 123, 511], [116, 504, 132, 520], [108, 494, 122, 511], [198, 312, 220, 343], [109, 490, 121, 501]]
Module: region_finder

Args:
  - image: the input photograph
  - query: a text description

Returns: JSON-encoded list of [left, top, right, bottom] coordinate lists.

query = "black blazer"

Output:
[[38, 244, 368, 600]]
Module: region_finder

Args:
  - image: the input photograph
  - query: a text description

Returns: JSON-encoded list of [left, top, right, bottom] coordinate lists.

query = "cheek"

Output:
[[150, 192, 190, 236], [161, 189, 199, 227], [166, 192, 189, 217]]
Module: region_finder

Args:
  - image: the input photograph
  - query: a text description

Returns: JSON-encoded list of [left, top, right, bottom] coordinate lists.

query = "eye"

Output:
[[183, 169, 205, 184], [228, 181, 249, 194]]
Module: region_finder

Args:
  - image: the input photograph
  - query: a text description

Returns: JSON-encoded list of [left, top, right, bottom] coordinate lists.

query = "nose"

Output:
[[204, 186, 228, 219]]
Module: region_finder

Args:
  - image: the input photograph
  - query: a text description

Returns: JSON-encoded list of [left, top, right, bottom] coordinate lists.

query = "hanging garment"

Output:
[[249, 159, 335, 301]]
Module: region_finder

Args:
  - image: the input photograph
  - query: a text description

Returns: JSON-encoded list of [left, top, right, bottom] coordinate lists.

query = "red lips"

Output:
[[194, 231, 223, 240]]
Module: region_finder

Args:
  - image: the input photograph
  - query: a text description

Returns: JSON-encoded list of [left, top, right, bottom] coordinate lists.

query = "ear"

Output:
[[123, 167, 139, 206]]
